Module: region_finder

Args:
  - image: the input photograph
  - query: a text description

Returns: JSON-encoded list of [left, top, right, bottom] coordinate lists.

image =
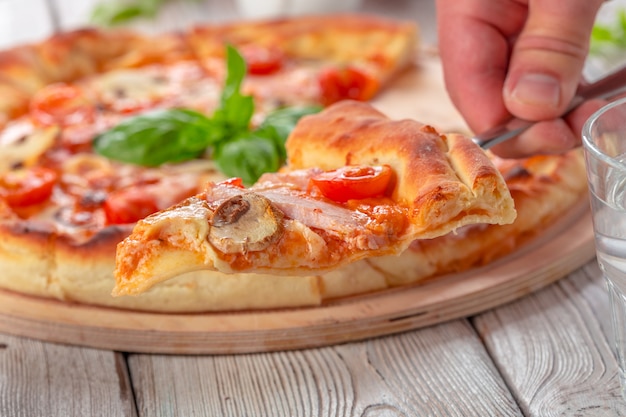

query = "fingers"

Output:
[[437, 0, 605, 158], [489, 99, 607, 158], [436, 0, 526, 134], [503, 0, 605, 121]]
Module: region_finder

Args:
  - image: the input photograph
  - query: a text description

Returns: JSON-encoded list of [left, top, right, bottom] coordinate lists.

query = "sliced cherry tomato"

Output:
[[0, 166, 58, 207], [309, 165, 393, 203], [103, 188, 160, 225], [241, 46, 285, 75], [29, 83, 95, 127], [318, 67, 379, 106], [219, 177, 245, 188]]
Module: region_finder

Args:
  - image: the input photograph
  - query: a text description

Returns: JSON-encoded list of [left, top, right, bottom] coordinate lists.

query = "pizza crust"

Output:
[[285, 100, 517, 236], [366, 148, 589, 287], [0, 150, 586, 313], [188, 14, 418, 82]]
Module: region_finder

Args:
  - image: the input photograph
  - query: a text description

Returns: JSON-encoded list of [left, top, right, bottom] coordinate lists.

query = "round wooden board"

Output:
[[0, 205, 596, 354]]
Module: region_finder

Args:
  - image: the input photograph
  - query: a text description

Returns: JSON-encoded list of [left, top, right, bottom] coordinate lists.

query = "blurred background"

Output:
[[0, 0, 624, 82], [0, 0, 437, 48]]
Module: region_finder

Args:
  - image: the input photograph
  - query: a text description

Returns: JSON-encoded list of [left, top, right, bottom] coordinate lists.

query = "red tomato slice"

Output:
[[241, 46, 285, 75], [219, 177, 245, 188], [318, 67, 379, 106], [309, 165, 393, 203], [0, 166, 58, 207], [103, 188, 160, 225], [29, 83, 95, 127]]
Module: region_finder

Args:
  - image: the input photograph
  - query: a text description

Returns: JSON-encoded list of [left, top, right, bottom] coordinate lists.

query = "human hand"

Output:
[[436, 0, 607, 158]]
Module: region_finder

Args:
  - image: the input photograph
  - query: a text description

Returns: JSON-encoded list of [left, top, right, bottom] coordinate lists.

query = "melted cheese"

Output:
[[87, 61, 222, 114], [0, 120, 57, 173]]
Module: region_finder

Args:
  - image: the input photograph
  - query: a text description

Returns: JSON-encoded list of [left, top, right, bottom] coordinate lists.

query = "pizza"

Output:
[[0, 13, 589, 313], [112, 100, 516, 296]]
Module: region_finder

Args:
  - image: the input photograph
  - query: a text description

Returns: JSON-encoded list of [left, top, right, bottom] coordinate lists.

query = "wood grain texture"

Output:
[[127, 320, 523, 417], [0, 333, 137, 417], [474, 261, 626, 416]]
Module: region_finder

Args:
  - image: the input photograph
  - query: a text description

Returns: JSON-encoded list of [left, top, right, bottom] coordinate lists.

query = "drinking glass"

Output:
[[582, 97, 626, 399]]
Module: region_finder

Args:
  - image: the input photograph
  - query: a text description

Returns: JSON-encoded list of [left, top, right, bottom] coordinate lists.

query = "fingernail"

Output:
[[509, 73, 560, 107]]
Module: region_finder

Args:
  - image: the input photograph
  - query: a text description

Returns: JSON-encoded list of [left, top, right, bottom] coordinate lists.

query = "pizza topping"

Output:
[[0, 124, 57, 173], [89, 62, 220, 115], [92, 69, 171, 113], [103, 187, 160, 225], [309, 165, 393, 203], [249, 187, 389, 248], [220, 177, 245, 188], [93, 108, 215, 166], [29, 83, 95, 127], [208, 193, 284, 254], [93, 46, 321, 184], [0, 166, 58, 208], [318, 67, 379, 105], [240, 46, 285, 75]]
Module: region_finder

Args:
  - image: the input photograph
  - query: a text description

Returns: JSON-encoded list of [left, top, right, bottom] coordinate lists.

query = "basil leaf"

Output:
[[253, 125, 285, 160], [92, 45, 315, 183], [212, 46, 255, 133], [260, 105, 322, 141], [93, 108, 214, 166], [90, 0, 164, 26], [214, 132, 282, 186]]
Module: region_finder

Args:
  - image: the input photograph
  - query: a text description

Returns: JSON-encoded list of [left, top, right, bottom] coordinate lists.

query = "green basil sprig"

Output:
[[93, 46, 321, 185]]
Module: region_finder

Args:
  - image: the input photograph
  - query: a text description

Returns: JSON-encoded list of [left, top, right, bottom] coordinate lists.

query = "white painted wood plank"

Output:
[[0, 333, 137, 417], [127, 320, 523, 417], [474, 261, 626, 416]]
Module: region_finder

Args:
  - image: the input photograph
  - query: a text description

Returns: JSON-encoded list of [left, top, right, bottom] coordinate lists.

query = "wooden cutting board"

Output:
[[0, 52, 598, 354]]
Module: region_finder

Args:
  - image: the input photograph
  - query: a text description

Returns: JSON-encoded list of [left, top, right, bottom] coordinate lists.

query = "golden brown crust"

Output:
[[0, 218, 323, 312], [0, 81, 30, 125], [189, 14, 416, 56], [286, 100, 516, 236], [54, 230, 323, 311], [0, 222, 57, 298], [366, 149, 588, 287], [0, 28, 194, 125], [4, 28, 193, 82], [0, 149, 588, 312], [0, 218, 127, 299], [187, 13, 417, 94]]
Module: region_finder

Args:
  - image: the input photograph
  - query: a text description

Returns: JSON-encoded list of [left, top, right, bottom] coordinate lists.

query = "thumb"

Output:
[[503, 0, 604, 121]]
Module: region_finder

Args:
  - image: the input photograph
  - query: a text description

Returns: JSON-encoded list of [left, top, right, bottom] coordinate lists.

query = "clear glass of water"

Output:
[[582, 97, 626, 399]]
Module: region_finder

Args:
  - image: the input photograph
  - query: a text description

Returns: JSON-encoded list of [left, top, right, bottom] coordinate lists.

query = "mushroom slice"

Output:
[[208, 192, 284, 254]]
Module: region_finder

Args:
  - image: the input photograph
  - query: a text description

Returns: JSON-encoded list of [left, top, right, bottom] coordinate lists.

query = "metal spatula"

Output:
[[472, 64, 626, 150]]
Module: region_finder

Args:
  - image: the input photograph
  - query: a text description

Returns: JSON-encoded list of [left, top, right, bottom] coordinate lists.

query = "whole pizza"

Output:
[[0, 14, 588, 312]]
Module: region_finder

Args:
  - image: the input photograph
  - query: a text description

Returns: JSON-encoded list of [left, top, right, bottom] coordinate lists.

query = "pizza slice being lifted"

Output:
[[113, 101, 516, 296]]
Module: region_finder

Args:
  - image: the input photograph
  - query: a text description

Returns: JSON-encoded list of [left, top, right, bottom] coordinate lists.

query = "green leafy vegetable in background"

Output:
[[93, 46, 321, 185], [590, 9, 626, 54], [90, 0, 199, 26]]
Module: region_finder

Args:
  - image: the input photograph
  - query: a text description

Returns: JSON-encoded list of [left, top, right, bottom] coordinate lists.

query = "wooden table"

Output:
[[2, 0, 626, 415]]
